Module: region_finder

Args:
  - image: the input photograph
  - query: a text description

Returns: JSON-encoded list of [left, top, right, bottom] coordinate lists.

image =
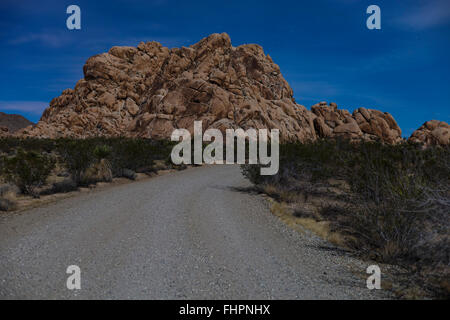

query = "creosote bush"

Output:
[[1, 149, 55, 197], [242, 139, 449, 298], [58, 139, 95, 184], [107, 139, 156, 176], [0, 137, 179, 188]]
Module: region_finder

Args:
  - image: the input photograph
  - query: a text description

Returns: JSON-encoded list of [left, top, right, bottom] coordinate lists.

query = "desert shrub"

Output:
[[57, 139, 96, 184], [2, 137, 176, 182], [1, 149, 55, 197], [241, 140, 344, 198], [345, 143, 433, 203], [93, 144, 112, 160], [412, 188, 450, 268], [242, 139, 348, 186], [242, 140, 450, 297], [324, 199, 425, 262], [243, 140, 449, 204], [0, 137, 57, 154], [107, 138, 156, 176], [241, 163, 268, 185], [324, 187, 449, 297]]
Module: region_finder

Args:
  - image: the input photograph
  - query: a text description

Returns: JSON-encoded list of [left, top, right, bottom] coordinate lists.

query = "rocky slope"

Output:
[[18, 33, 317, 142], [408, 120, 450, 145], [0, 112, 33, 135], [16, 33, 411, 144]]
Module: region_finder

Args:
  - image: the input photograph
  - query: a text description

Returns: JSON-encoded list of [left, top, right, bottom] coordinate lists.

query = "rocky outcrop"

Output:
[[408, 120, 450, 146], [0, 112, 33, 134], [15, 33, 413, 145], [0, 126, 9, 137], [311, 102, 402, 143], [17, 33, 316, 142]]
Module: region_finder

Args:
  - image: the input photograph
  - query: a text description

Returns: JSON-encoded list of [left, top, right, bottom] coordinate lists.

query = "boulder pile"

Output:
[[14, 33, 446, 146], [408, 120, 450, 146], [17, 33, 316, 142], [311, 102, 402, 144]]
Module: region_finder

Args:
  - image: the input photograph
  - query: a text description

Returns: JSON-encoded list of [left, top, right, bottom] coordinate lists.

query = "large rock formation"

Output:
[[311, 102, 402, 144], [0, 112, 33, 134], [18, 33, 317, 142], [16, 33, 411, 144], [408, 120, 450, 146]]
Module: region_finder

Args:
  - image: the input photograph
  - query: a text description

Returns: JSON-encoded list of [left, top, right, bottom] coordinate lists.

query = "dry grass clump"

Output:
[[270, 200, 347, 247], [82, 159, 113, 185]]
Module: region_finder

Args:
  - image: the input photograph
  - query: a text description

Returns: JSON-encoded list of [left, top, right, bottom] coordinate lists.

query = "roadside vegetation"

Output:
[[2, 136, 448, 298], [0, 137, 179, 209], [242, 139, 449, 299]]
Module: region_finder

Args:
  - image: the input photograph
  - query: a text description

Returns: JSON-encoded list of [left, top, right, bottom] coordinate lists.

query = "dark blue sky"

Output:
[[1, 0, 449, 136]]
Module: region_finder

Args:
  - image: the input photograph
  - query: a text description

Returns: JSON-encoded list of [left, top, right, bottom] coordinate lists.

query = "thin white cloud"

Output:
[[0, 101, 48, 115], [395, 0, 450, 30], [9, 31, 71, 48]]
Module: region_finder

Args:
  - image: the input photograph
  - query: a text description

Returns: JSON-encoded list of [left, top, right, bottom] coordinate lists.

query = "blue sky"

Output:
[[0, 0, 449, 136]]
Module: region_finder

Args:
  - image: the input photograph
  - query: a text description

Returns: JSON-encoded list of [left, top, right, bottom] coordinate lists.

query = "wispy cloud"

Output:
[[10, 31, 188, 51], [0, 101, 48, 115], [395, 0, 450, 30], [9, 31, 71, 48]]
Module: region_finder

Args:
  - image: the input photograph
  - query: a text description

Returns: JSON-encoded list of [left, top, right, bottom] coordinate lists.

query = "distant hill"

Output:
[[0, 112, 34, 133]]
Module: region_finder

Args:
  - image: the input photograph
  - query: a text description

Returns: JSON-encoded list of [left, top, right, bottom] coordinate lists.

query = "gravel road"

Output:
[[0, 165, 387, 299]]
